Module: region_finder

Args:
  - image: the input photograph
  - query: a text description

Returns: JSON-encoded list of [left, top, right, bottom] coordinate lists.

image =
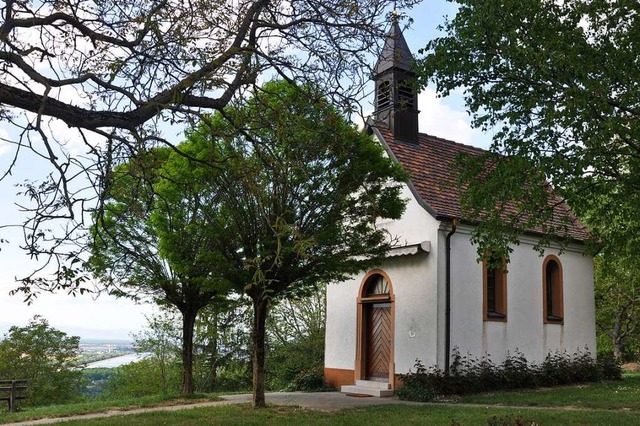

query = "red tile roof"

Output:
[[370, 124, 590, 242]]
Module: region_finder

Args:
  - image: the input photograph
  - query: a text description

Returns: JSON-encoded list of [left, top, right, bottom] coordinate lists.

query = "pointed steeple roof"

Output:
[[373, 21, 414, 76]]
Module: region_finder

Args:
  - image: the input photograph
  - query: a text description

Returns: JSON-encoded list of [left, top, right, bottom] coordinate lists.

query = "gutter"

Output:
[[444, 219, 458, 373]]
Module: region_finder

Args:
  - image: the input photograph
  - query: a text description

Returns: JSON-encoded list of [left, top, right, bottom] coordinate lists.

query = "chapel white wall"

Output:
[[448, 226, 596, 364], [325, 184, 442, 374]]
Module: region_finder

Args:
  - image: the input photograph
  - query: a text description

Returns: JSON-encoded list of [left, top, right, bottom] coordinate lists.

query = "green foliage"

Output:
[[132, 310, 182, 396], [191, 303, 252, 393], [0, 316, 84, 407], [87, 96, 235, 396], [213, 365, 252, 392], [593, 253, 640, 362], [101, 358, 182, 399], [267, 331, 327, 391], [171, 79, 406, 405], [397, 348, 621, 401], [596, 352, 623, 381], [176, 80, 407, 300], [395, 361, 437, 402], [82, 369, 116, 398], [287, 367, 332, 392], [267, 286, 327, 391], [418, 0, 640, 258]]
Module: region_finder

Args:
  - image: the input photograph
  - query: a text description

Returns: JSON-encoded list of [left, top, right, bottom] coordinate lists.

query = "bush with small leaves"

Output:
[[396, 347, 620, 401], [396, 360, 437, 402], [597, 352, 623, 380], [286, 367, 333, 392]]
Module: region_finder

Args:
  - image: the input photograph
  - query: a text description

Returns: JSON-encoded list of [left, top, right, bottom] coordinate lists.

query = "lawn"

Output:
[[39, 403, 640, 426], [2, 375, 639, 425], [0, 393, 220, 424], [456, 373, 640, 410]]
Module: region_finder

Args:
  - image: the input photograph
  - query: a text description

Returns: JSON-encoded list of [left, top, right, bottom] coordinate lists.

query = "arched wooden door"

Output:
[[356, 271, 395, 384], [365, 302, 392, 379]]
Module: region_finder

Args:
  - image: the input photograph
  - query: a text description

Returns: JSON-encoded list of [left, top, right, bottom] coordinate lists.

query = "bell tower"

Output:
[[373, 20, 419, 143]]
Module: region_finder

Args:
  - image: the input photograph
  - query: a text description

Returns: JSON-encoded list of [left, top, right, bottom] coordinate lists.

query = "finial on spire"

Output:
[[391, 1, 399, 24]]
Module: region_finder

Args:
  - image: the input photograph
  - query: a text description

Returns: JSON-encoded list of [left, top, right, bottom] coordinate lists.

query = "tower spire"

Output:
[[372, 13, 419, 143]]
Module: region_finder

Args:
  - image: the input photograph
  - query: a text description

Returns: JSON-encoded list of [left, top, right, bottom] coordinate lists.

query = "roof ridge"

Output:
[[417, 131, 487, 155], [371, 120, 487, 154], [369, 121, 590, 242]]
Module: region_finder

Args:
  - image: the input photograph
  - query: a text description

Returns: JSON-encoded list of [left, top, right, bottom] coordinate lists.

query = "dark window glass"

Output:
[[366, 275, 389, 296], [545, 259, 562, 322], [487, 267, 497, 313]]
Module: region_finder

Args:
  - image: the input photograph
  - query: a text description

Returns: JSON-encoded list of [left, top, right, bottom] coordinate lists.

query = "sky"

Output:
[[0, 1, 492, 341]]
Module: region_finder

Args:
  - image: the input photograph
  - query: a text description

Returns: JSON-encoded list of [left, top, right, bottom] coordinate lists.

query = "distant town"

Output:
[[77, 338, 141, 368]]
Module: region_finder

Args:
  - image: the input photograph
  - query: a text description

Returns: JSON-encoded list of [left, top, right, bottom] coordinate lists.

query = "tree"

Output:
[[87, 142, 233, 396], [0, 0, 419, 295], [132, 310, 181, 395], [0, 316, 84, 406], [157, 79, 406, 407], [572, 184, 640, 362], [417, 0, 640, 257], [594, 253, 640, 361], [102, 357, 182, 399]]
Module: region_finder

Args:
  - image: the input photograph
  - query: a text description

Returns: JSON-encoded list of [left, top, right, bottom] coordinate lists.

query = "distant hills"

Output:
[[0, 321, 136, 343]]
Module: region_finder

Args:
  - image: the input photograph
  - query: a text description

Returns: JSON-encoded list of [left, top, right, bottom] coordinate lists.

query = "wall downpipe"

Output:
[[445, 219, 458, 374]]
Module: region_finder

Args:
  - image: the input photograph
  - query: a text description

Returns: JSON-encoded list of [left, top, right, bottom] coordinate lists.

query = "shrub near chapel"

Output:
[[396, 349, 622, 402]]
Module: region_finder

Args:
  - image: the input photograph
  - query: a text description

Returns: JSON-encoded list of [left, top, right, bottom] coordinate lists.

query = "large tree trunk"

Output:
[[252, 297, 269, 408], [181, 307, 198, 396]]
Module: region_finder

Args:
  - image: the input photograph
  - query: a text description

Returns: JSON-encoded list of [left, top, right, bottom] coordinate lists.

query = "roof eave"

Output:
[[434, 214, 589, 245]]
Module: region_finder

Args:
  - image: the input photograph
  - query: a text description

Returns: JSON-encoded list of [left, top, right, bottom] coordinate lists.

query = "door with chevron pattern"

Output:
[[365, 303, 392, 380]]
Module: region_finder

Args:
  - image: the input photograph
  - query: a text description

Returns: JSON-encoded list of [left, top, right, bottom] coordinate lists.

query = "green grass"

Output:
[[38, 403, 640, 426], [0, 393, 220, 424], [455, 373, 640, 410], [3, 375, 640, 425]]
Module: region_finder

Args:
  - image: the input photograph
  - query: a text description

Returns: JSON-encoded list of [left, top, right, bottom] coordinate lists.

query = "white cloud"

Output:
[[0, 282, 155, 339], [355, 88, 492, 150], [417, 88, 490, 149]]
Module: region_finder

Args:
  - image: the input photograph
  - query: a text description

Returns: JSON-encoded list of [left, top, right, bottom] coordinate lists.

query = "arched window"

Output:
[[543, 256, 564, 323], [365, 274, 390, 297], [483, 254, 507, 321]]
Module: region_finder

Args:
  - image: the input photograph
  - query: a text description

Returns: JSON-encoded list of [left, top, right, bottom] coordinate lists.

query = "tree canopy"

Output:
[[594, 253, 640, 361], [169, 79, 407, 407], [0, 316, 84, 406], [87, 127, 233, 395], [87, 79, 406, 406], [0, 0, 418, 294], [417, 0, 639, 256]]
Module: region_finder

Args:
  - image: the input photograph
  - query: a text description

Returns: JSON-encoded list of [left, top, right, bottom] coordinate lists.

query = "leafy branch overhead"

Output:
[[0, 0, 418, 294], [418, 0, 639, 256]]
